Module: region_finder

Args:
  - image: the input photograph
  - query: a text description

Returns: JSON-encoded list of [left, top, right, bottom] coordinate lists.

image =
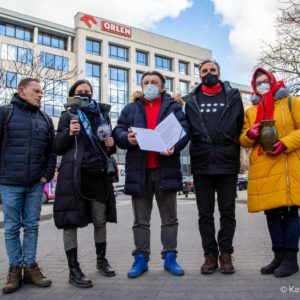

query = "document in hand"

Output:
[[131, 112, 186, 152]]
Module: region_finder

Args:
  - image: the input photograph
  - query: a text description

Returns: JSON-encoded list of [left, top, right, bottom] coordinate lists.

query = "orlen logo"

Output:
[[101, 20, 131, 38], [80, 15, 97, 28]]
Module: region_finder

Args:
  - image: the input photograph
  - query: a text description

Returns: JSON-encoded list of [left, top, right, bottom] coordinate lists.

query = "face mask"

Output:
[[74, 93, 92, 100], [256, 83, 271, 95], [143, 84, 160, 101], [201, 73, 219, 87]]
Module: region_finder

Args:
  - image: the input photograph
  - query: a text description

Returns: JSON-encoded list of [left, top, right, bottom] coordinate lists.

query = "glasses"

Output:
[[255, 79, 270, 86]]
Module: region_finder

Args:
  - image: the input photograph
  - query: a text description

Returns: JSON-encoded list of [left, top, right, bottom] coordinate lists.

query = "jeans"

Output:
[[132, 168, 178, 258], [193, 174, 237, 257], [1, 182, 45, 266], [265, 206, 299, 251]]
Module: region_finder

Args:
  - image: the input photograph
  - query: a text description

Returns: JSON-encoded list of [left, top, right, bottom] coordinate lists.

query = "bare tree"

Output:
[[0, 43, 80, 103], [258, 0, 300, 95]]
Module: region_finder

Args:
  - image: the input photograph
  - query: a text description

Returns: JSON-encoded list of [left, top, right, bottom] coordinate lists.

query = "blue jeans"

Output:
[[1, 182, 45, 266]]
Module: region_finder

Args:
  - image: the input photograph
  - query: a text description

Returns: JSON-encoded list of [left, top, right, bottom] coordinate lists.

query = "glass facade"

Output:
[[136, 71, 143, 86], [1, 44, 33, 64], [165, 77, 173, 92], [38, 32, 66, 50], [109, 66, 129, 123], [86, 62, 101, 101], [179, 80, 189, 96], [179, 61, 188, 75], [109, 44, 128, 61], [0, 22, 32, 41], [136, 50, 148, 66], [42, 80, 68, 117], [155, 55, 172, 71], [86, 39, 101, 56], [40, 52, 69, 71]]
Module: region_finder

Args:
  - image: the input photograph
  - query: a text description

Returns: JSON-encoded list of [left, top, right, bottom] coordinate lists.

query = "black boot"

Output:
[[66, 248, 93, 288], [274, 250, 299, 277], [261, 249, 283, 274], [96, 242, 116, 277]]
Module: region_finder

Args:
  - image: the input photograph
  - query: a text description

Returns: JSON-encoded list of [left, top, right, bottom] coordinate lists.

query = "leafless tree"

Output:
[[0, 43, 80, 102], [258, 0, 300, 95]]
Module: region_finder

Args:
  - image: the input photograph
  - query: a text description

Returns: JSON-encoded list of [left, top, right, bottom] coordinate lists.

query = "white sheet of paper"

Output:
[[131, 112, 186, 152]]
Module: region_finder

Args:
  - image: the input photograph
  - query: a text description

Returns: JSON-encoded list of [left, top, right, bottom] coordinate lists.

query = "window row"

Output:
[[0, 22, 32, 41], [38, 32, 66, 50], [85, 39, 200, 76]]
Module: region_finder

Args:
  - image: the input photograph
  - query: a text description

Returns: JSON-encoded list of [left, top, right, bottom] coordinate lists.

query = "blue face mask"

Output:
[[143, 84, 160, 101]]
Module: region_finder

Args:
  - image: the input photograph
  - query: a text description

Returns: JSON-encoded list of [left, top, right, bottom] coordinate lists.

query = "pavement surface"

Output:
[[0, 190, 300, 300]]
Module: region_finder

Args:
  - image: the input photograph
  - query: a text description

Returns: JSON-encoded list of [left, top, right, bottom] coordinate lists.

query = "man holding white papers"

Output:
[[113, 71, 189, 278], [184, 60, 244, 275]]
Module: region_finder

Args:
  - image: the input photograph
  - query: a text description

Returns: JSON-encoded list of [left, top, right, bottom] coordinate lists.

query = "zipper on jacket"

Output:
[[281, 102, 292, 209]]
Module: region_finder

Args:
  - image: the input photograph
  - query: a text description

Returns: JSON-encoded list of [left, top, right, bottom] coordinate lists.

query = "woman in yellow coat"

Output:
[[240, 68, 300, 277]]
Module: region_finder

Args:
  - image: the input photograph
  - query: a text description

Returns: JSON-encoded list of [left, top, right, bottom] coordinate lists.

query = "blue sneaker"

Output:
[[127, 253, 148, 278], [163, 252, 184, 276]]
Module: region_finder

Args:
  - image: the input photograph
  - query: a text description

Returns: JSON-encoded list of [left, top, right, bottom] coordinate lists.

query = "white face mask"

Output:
[[256, 83, 271, 95], [143, 84, 160, 101]]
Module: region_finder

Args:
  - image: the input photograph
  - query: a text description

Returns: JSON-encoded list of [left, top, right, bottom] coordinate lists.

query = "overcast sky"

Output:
[[0, 0, 282, 86]]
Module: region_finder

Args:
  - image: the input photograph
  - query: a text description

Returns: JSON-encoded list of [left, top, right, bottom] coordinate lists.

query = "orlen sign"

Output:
[[101, 20, 131, 38]]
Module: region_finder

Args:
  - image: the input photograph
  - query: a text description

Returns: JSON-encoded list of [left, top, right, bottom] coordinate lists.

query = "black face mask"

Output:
[[74, 93, 92, 100], [201, 73, 219, 87]]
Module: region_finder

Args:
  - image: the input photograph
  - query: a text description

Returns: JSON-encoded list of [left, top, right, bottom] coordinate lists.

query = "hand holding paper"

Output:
[[131, 113, 186, 152]]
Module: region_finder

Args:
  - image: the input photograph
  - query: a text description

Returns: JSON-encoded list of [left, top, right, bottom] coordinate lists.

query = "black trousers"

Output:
[[193, 174, 237, 258]]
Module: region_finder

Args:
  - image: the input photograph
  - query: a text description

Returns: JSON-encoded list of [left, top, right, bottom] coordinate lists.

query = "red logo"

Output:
[[80, 15, 97, 28], [101, 20, 131, 38]]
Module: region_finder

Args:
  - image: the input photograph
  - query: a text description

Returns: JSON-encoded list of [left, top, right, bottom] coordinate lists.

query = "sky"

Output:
[[0, 0, 282, 86]]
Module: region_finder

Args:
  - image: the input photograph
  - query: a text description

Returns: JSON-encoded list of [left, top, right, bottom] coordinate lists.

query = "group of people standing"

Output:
[[1, 59, 300, 294]]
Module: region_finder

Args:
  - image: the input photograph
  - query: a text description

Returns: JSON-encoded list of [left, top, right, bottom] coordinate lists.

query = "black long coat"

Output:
[[53, 103, 117, 229]]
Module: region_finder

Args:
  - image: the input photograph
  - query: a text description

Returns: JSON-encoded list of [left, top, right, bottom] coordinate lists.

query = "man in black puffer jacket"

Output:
[[114, 71, 189, 278], [184, 60, 244, 275], [0, 78, 56, 294]]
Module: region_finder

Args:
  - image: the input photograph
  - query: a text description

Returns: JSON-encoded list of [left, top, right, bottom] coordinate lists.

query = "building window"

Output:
[[155, 55, 172, 71], [38, 32, 66, 50], [86, 62, 101, 101], [109, 66, 129, 123], [6, 72, 17, 88], [179, 61, 188, 75], [109, 44, 128, 62], [43, 80, 68, 117], [1, 44, 33, 64], [179, 80, 189, 96], [194, 64, 199, 78], [165, 77, 173, 92], [136, 50, 148, 66], [40, 52, 69, 71], [0, 22, 32, 41], [86, 39, 101, 56], [136, 71, 143, 86]]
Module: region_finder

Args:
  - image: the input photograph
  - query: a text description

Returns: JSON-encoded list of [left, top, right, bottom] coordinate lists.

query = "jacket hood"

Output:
[[131, 90, 184, 106]]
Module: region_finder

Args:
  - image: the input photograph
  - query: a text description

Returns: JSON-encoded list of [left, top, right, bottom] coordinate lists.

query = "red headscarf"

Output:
[[251, 68, 285, 124]]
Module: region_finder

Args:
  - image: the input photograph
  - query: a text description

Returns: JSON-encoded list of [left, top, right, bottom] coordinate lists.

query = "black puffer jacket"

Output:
[[113, 92, 189, 196], [53, 103, 117, 229], [184, 82, 244, 175], [0, 94, 56, 185]]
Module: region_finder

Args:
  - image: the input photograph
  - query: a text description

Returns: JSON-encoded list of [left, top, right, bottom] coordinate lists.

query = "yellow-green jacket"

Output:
[[240, 95, 300, 212]]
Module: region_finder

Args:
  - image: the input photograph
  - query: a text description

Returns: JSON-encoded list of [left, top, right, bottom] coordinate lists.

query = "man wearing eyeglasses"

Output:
[[184, 60, 244, 275]]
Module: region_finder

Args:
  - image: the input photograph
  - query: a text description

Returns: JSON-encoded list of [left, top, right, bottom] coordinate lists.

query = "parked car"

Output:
[[237, 174, 248, 191], [42, 178, 57, 204], [181, 176, 194, 196]]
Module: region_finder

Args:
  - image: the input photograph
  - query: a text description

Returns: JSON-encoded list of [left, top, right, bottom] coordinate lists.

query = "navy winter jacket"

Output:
[[0, 94, 56, 185], [113, 92, 189, 196]]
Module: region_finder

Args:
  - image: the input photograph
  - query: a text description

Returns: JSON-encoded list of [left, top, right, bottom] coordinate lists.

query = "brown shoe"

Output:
[[219, 253, 235, 274], [201, 256, 218, 274], [23, 263, 52, 287], [2, 265, 22, 294]]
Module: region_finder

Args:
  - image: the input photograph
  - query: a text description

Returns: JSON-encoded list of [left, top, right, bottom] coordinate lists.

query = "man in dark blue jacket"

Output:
[[184, 60, 244, 275], [114, 71, 189, 278], [1, 78, 56, 294]]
